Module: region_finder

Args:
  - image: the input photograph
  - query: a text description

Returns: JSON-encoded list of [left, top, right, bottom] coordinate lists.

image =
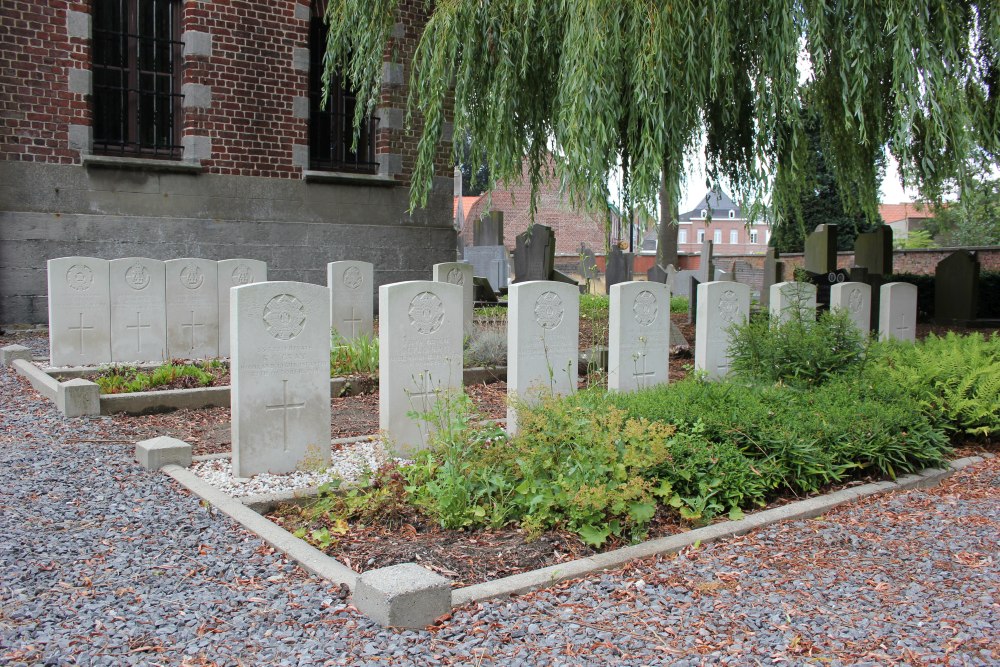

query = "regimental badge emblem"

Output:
[[125, 263, 150, 290], [633, 290, 658, 326], [408, 291, 444, 335], [848, 287, 863, 313], [66, 264, 94, 291], [231, 264, 255, 286], [343, 266, 363, 290], [263, 294, 306, 340], [447, 268, 465, 286], [719, 289, 740, 323], [534, 291, 564, 330], [180, 264, 204, 290]]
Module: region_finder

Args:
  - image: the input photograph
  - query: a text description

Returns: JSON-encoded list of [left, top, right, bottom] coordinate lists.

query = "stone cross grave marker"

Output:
[[109, 258, 167, 363], [609, 281, 670, 392], [513, 224, 555, 283], [48, 257, 112, 366], [165, 259, 219, 359], [433, 262, 474, 335], [218, 259, 267, 357], [769, 282, 817, 324], [830, 282, 872, 333], [695, 281, 750, 380], [854, 227, 893, 276], [804, 224, 838, 275], [604, 247, 634, 294], [934, 250, 979, 325], [879, 282, 918, 342], [379, 281, 463, 454], [507, 281, 579, 432], [231, 281, 331, 477], [328, 261, 374, 341]]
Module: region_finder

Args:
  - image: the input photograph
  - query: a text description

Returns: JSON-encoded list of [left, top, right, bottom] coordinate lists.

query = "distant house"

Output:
[[879, 202, 935, 240], [677, 191, 771, 255]]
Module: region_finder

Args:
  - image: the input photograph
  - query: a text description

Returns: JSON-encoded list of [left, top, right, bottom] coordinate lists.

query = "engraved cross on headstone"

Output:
[[343, 307, 362, 339], [717, 357, 731, 375], [266, 379, 305, 453], [125, 311, 152, 351], [407, 370, 437, 414], [894, 312, 911, 338], [632, 352, 655, 389], [67, 312, 93, 356], [180, 310, 205, 351]]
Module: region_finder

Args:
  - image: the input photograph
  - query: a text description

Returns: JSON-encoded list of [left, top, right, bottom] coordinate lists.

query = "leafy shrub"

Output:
[[464, 327, 507, 367], [330, 332, 379, 377]]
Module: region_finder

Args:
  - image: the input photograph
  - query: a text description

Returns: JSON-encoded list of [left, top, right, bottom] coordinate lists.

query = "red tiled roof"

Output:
[[879, 202, 934, 224], [453, 195, 483, 222]]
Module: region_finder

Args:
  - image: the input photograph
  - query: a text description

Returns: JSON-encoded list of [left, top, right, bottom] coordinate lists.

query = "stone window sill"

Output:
[[82, 154, 203, 173], [303, 170, 396, 187]]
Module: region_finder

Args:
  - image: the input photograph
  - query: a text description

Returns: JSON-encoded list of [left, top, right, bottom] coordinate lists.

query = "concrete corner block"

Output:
[[381, 62, 404, 87], [181, 83, 212, 109], [292, 96, 310, 120], [294, 3, 311, 20], [353, 563, 450, 628], [391, 22, 406, 39], [292, 47, 310, 72], [292, 144, 309, 169], [68, 124, 92, 153], [57, 379, 100, 417], [377, 153, 402, 177], [182, 134, 212, 161], [67, 10, 90, 39], [68, 68, 91, 95], [1, 345, 32, 367], [378, 107, 404, 130], [440, 121, 454, 144], [136, 436, 193, 471], [182, 30, 213, 58]]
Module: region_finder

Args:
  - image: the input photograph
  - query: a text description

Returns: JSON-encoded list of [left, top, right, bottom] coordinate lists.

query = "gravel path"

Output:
[[1, 358, 998, 666]]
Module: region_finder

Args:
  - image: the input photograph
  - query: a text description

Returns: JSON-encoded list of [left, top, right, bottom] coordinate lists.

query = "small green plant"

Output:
[[94, 361, 215, 394], [464, 327, 507, 367], [670, 295, 688, 313], [330, 331, 379, 377]]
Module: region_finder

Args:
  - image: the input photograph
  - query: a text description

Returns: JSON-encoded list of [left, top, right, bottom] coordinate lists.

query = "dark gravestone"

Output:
[[552, 269, 585, 294], [761, 247, 781, 310], [464, 245, 510, 292], [688, 276, 700, 324], [854, 227, 893, 275], [805, 268, 850, 310], [579, 244, 599, 282], [671, 269, 696, 297], [473, 211, 504, 247], [849, 266, 883, 333], [731, 260, 763, 301], [472, 276, 499, 303], [605, 247, 634, 294], [935, 251, 979, 324], [696, 239, 714, 284], [647, 264, 669, 284], [804, 224, 838, 275], [513, 224, 555, 283]]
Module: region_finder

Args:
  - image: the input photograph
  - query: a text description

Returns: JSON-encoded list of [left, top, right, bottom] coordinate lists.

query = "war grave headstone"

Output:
[[850, 266, 883, 333], [934, 250, 979, 325], [231, 281, 331, 477], [474, 211, 504, 247], [379, 281, 464, 454], [165, 259, 220, 359], [327, 261, 374, 341], [110, 258, 167, 363], [879, 282, 918, 342], [769, 282, 817, 324], [608, 281, 670, 392], [513, 224, 555, 283], [507, 281, 579, 432], [218, 259, 267, 357], [433, 262, 474, 335], [694, 281, 750, 380], [830, 282, 872, 333], [463, 246, 510, 293], [604, 247, 635, 294], [48, 257, 112, 366]]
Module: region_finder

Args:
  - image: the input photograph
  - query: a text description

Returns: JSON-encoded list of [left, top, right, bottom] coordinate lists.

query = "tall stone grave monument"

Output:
[[830, 282, 872, 333], [379, 281, 463, 454], [109, 258, 167, 363], [854, 227, 893, 276], [695, 281, 750, 380], [218, 259, 267, 357], [513, 224, 555, 283], [433, 262, 474, 335], [165, 259, 219, 359], [769, 282, 817, 324], [879, 282, 918, 342], [935, 250, 979, 325], [48, 257, 112, 366], [760, 247, 782, 310], [231, 281, 331, 477], [508, 281, 579, 432], [473, 211, 504, 246], [463, 246, 510, 293], [608, 281, 670, 392], [328, 261, 374, 341], [605, 247, 634, 294], [688, 239, 714, 325], [804, 224, 838, 275]]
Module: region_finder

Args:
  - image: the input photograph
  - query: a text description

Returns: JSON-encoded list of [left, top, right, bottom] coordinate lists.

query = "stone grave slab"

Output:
[[688, 275, 700, 324], [473, 211, 504, 246], [218, 259, 267, 357], [110, 258, 167, 363], [830, 282, 872, 333], [696, 239, 714, 284], [327, 261, 374, 342], [694, 281, 750, 380], [231, 281, 331, 477], [608, 281, 670, 392], [433, 262, 474, 335], [769, 282, 817, 324], [513, 224, 555, 283], [804, 224, 838, 275], [165, 259, 220, 359], [507, 281, 579, 431], [472, 276, 499, 303], [935, 250, 979, 325], [48, 257, 112, 367], [604, 248, 634, 294], [671, 269, 696, 298], [879, 282, 918, 342], [854, 227, 893, 275], [761, 247, 781, 310], [579, 244, 599, 282], [463, 246, 510, 292], [379, 281, 464, 454]]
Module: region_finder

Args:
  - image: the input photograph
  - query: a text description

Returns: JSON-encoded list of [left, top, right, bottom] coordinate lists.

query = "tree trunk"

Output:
[[657, 170, 679, 268]]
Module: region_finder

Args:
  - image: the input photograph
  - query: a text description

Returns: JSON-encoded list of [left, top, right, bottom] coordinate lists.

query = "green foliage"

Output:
[[579, 294, 609, 322], [464, 328, 507, 368], [94, 361, 216, 394], [925, 149, 1000, 246], [330, 332, 379, 377], [670, 295, 688, 314], [894, 229, 938, 249]]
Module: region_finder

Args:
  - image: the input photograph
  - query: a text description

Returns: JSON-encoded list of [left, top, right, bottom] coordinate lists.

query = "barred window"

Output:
[[92, 0, 183, 159], [309, 4, 378, 173]]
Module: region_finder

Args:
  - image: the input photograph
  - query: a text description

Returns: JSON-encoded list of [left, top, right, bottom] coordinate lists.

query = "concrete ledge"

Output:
[[1, 345, 32, 367], [137, 436, 192, 470], [11, 358, 60, 402], [303, 171, 397, 187], [82, 154, 202, 173], [57, 378, 100, 417], [100, 386, 231, 415]]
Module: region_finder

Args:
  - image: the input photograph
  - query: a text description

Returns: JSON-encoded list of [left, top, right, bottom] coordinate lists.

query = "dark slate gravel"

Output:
[[1, 355, 998, 666]]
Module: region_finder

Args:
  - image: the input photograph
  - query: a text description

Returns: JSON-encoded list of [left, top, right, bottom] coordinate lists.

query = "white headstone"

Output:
[[109, 258, 167, 363], [879, 282, 918, 342], [327, 261, 374, 341], [432, 262, 474, 335], [378, 281, 464, 454], [609, 281, 670, 392], [218, 259, 267, 357], [47, 257, 112, 366], [830, 281, 871, 334], [507, 281, 579, 431], [165, 259, 220, 359], [694, 281, 750, 380], [231, 281, 331, 477], [769, 281, 817, 324]]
